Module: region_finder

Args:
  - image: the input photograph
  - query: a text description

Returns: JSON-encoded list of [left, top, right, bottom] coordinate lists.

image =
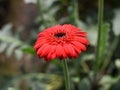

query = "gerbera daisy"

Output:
[[34, 24, 88, 61]]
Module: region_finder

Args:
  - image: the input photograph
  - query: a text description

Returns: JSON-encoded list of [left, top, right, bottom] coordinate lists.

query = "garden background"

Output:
[[0, 0, 120, 90]]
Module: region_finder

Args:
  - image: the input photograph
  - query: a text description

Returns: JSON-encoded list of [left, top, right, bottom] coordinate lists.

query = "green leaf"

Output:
[[94, 23, 110, 71], [22, 46, 36, 55], [87, 25, 98, 46], [100, 36, 120, 73], [99, 23, 110, 61], [115, 59, 120, 69], [0, 23, 12, 36], [113, 9, 120, 36], [79, 78, 91, 90], [0, 24, 35, 59], [0, 42, 7, 53], [4, 73, 63, 90], [15, 49, 23, 60], [99, 75, 120, 90], [6, 42, 21, 57]]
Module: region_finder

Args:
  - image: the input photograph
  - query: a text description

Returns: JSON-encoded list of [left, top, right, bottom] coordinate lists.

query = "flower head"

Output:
[[34, 24, 89, 61]]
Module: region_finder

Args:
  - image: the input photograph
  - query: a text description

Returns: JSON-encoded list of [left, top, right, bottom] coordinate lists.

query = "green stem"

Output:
[[94, 0, 104, 72], [99, 36, 119, 74], [71, 0, 79, 26], [37, 0, 47, 26], [62, 60, 70, 90]]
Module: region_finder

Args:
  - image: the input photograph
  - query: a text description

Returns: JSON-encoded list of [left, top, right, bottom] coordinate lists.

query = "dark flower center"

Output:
[[54, 32, 66, 38]]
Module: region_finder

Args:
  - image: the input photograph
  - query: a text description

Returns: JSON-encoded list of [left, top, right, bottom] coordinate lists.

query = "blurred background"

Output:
[[0, 0, 120, 90]]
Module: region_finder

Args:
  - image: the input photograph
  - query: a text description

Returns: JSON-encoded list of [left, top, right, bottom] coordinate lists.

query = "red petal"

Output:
[[51, 53, 56, 60], [55, 45, 67, 59], [71, 44, 81, 54], [37, 44, 49, 58], [63, 44, 71, 57], [34, 38, 46, 50], [61, 24, 68, 30], [54, 25, 62, 31], [47, 45, 57, 60], [74, 36, 89, 45], [40, 45, 52, 57], [76, 31, 87, 37], [62, 24, 71, 32], [71, 41, 86, 51], [62, 24, 80, 32], [79, 43, 86, 51], [68, 44, 78, 58], [38, 32, 46, 37], [71, 41, 81, 49], [44, 57, 49, 61], [34, 40, 46, 51], [63, 44, 78, 58]]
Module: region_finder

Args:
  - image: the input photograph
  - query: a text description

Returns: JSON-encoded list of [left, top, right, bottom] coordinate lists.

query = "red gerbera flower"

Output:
[[34, 24, 89, 61]]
